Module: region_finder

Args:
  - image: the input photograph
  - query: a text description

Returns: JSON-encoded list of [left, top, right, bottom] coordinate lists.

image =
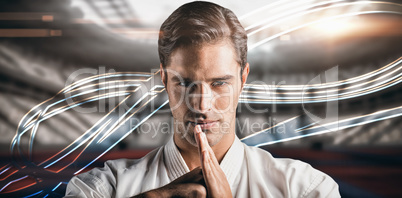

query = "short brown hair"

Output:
[[158, 1, 247, 70]]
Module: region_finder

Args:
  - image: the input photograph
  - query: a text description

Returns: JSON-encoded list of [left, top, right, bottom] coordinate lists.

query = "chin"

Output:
[[204, 133, 223, 147]]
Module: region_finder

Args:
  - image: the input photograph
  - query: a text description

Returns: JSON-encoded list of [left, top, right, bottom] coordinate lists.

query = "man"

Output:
[[65, 1, 340, 197]]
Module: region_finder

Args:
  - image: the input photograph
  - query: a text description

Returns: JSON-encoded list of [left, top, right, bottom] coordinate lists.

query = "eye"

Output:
[[179, 81, 192, 87], [212, 81, 227, 87]]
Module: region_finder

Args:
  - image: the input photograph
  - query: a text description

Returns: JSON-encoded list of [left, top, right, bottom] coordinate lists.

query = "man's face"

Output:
[[161, 40, 249, 147]]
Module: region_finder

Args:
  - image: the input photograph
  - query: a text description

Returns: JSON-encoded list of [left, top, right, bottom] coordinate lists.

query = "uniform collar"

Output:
[[164, 135, 245, 186]]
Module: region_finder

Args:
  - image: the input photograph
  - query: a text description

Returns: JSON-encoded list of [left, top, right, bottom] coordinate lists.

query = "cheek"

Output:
[[168, 86, 187, 117], [170, 87, 182, 103], [214, 95, 231, 110], [167, 83, 183, 103], [213, 88, 241, 112]]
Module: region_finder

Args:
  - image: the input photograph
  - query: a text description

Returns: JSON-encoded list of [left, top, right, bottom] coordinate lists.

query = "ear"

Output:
[[160, 63, 167, 91], [241, 63, 250, 90]]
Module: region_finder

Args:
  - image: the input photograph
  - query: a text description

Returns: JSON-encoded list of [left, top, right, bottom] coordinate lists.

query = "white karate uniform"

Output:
[[64, 137, 340, 198]]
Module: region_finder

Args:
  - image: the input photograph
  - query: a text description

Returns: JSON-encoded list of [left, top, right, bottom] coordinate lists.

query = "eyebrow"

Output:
[[170, 75, 186, 82], [208, 75, 234, 81], [170, 75, 234, 82]]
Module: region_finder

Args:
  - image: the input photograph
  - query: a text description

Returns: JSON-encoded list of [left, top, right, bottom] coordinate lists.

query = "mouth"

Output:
[[188, 120, 219, 130]]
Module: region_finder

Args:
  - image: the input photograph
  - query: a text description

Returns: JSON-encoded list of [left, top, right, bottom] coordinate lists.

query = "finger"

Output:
[[198, 128, 209, 153], [194, 125, 201, 147], [195, 125, 203, 149], [195, 125, 205, 164], [201, 151, 209, 176], [196, 125, 208, 154], [196, 125, 214, 176], [202, 150, 216, 188], [200, 132, 220, 167], [199, 131, 210, 151]]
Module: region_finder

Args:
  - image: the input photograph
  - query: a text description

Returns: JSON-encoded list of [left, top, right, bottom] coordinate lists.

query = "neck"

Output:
[[174, 132, 235, 171]]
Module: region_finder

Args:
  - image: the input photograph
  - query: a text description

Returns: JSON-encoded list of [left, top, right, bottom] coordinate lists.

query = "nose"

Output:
[[189, 82, 213, 113]]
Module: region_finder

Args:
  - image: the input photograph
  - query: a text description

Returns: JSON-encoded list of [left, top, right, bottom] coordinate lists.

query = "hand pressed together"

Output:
[[134, 125, 232, 198], [194, 125, 232, 198]]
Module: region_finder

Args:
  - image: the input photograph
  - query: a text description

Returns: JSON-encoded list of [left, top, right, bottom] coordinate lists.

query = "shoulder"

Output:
[[243, 145, 340, 197], [110, 147, 164, 172], [65, 147, 164, 197], [246, 145, 315, 174], [243, 144, 323, 175], [85, 146, 163, 178]]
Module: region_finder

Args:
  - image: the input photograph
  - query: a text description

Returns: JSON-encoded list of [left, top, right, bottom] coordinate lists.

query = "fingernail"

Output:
[[196, 125, 201, 133]]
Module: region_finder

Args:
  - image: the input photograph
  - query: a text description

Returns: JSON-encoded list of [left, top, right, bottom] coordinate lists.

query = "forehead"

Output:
[[167, 41, 240, 79]]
